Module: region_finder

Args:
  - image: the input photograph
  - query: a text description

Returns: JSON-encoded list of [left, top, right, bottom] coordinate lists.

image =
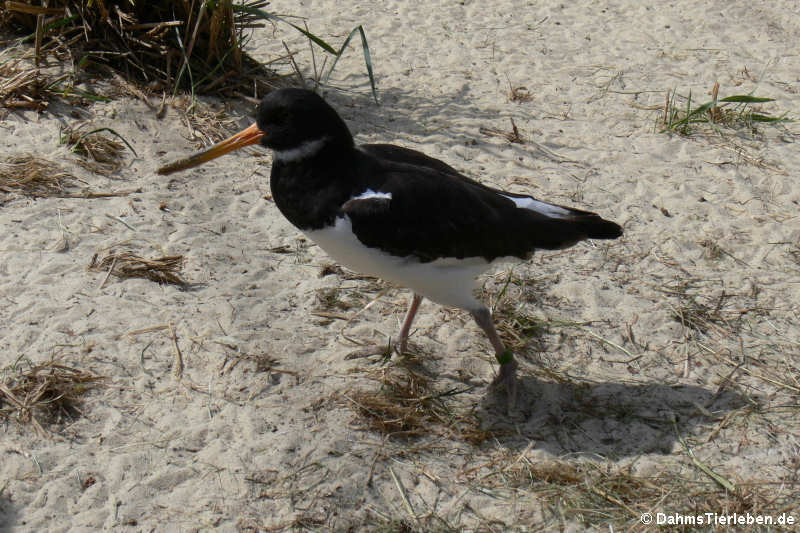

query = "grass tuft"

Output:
[[462, 453, 794, 530], [0, 153, 137, 199], [0, 359, 103, 436], [88, 251, 187, 286], [59, 123, 136, 175], [480, 117, 525, 144], [657, 279, 752, 335], [1, 0, 282, 97], [0, 51, 108, 111], [346, 359, 441, 438], [231, 4, 378, 102], [662, 83, 790, 136], [343, 356, 493, 443], [0, 153, 79, 196]]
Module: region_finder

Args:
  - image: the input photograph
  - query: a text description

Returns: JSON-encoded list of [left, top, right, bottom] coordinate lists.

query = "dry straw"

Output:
[[0, 153, 136, 197], [89, 251, 187, 286], [343, 356, 493, 444], [1, 1, 279, 97], [0, 153, 80, 196], [0, 360, 103, 436], [60, 122, 136, 175], [1, 1, 378, 107]]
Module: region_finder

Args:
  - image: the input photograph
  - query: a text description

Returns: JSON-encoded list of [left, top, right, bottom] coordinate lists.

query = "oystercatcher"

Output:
[[158, 88, 622, 404]]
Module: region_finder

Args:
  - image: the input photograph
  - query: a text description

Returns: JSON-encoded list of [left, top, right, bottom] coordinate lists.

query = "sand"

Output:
[[2, 0, 799, 531]]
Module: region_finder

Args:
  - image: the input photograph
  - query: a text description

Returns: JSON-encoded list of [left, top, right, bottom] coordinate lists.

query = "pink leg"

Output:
[[396, 293, 423, 354], [470, 306, 518, 409]]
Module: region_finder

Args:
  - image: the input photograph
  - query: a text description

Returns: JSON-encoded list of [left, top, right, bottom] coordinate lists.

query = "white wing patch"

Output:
[[273, 137, 328, 163], [351, 189, 393, 201], [502, 194, 573, 219]]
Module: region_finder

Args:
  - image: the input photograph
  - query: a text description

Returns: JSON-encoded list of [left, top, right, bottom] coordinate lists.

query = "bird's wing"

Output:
[[342, 153, 619, 262], [359, 144, 464, 178], [360, 144, 618, 223]]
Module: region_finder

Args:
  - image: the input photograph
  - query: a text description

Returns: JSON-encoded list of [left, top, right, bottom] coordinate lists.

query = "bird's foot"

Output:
[[393, 334, 414, 357], [491, 350, 518, 411]]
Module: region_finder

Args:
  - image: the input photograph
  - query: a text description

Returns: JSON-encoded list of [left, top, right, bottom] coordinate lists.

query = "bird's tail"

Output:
[[535, 211, 622, 250], [574, 212, 623, 240], [504, 194, 623, 249]]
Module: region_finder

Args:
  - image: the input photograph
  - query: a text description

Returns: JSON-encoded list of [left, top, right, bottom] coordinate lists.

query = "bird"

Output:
[[158, 88, 622, 405]]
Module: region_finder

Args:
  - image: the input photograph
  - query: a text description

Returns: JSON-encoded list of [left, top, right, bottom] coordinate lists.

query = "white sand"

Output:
[[2, 1, 799, 530]]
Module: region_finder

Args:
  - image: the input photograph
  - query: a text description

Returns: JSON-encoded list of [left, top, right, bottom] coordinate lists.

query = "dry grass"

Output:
[[488, 271, 586, 355], [0, 359, 103, 436], [59, 122, 131, 175], [0, 53, 97, 112], [657, 279, 757, 336], [343, 357, 493, 444], [0, 153, 80, 196], [222, 352, 279, 374], [219, 351, 299, 384], [0, 1, 280, 97], [460, 453, 795, 531], [346, 360, 443, 438], [170, 95, 242, 148], [0, 153, 136, 198], [88, 251, 187, 286], [479, 117, 525, 144]]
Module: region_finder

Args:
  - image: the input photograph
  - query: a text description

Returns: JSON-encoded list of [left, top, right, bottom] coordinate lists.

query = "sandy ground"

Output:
[[2, 0, 800, 531]]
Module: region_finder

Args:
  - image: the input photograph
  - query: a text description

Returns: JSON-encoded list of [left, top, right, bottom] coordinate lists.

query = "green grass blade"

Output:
[[172, 26, 195, 98], [323, 25, 378, 104], [750, 113, 791, 123], [685, 100, 716, 119], [660, 86, 790, 135], [689, 100, 717, 118], [72, 128, 138, 157], [58, 89, 112, 103], [282, 20, 338, 54], [44, 15, 80, 32], [668, 98, 715, 132], [223, 3, 338, 53], [221, 2, 377, 103], [719, 95, 774, 104], [357, 25, 378, 104], [322, 30, 357, 85]]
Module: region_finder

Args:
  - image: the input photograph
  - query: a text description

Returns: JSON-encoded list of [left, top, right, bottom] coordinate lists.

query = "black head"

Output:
[[156, 88, 354, 176], [255, 88, 354, 152]]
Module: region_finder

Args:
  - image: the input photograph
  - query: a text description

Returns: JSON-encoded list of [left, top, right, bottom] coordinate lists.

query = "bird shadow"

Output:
[[474, 376, 749, 459], [324, 84, 531, 166]]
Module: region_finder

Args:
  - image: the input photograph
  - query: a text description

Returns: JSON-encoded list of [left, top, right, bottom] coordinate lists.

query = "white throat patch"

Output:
[[273, 138, 328, 163]]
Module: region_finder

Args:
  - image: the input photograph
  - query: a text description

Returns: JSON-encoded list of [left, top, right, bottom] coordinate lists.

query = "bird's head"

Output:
[[157, 88, 353, 175]]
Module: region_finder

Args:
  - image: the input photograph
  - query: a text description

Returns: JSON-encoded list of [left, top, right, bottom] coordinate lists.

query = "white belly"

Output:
[[304, 216, 492, 310]]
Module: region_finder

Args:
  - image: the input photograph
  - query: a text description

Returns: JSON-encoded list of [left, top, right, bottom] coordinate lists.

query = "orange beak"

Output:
[[157, 122, 265, 175]]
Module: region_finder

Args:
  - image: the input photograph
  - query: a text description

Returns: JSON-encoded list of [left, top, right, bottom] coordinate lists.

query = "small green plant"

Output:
[[223, 2, 378, 103], [661, 83, 790, 135]]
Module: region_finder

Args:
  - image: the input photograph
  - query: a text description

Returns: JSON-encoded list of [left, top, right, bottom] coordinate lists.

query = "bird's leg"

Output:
[[470, 306, 518, 407], [396, 293, 423, 354]]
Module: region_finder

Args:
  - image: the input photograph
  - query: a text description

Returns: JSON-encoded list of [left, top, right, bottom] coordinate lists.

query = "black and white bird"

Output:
[[158, 88, 622, 403]]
